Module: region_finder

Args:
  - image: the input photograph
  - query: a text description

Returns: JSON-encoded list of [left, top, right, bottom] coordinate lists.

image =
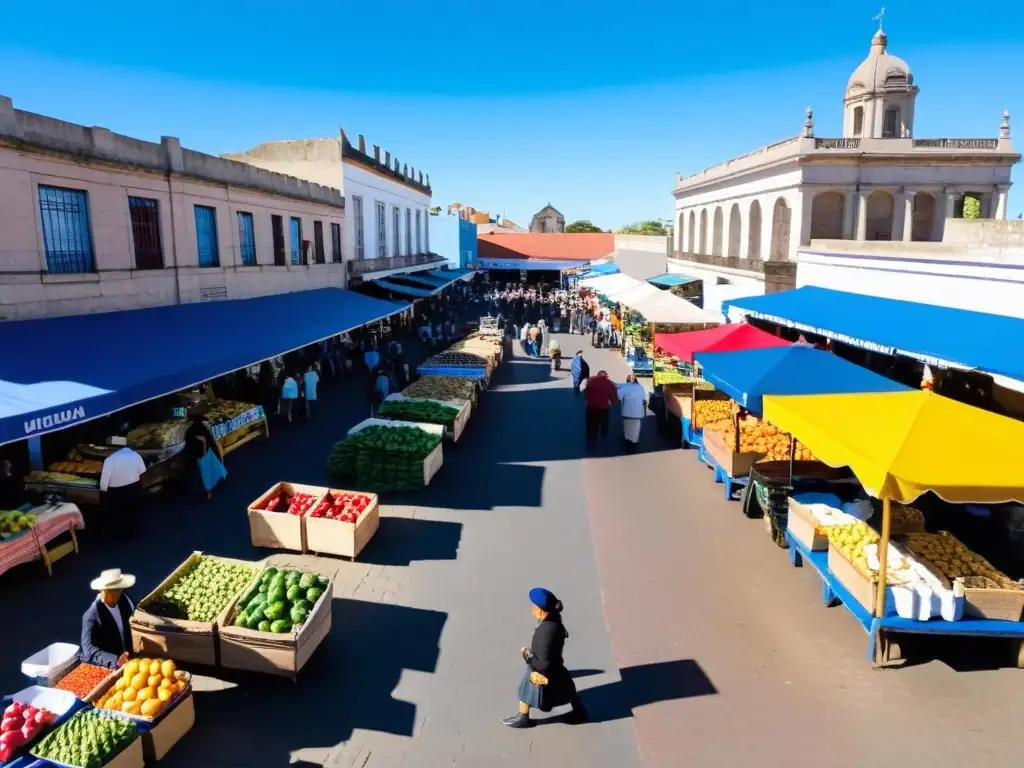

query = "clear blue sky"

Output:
[[2, 0, 1021, 259]]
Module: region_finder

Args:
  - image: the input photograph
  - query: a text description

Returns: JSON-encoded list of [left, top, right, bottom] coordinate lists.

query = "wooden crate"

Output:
[[786, 498, 830, 551], [702, 429, 765, 478], [247, 482, 329, 552], [827, 543, 878, 614], [381, 395, 471, 442], [304, 491, 380, 559], [218, 574, 334, 678], [129, 552, 260, 667], [664, 390, 693, 420], [422, 443, 444, 486], [347, 418, 445, 487]]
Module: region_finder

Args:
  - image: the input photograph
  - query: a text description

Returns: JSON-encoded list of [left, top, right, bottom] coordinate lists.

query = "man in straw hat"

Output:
[[81, 568, 137, 669]]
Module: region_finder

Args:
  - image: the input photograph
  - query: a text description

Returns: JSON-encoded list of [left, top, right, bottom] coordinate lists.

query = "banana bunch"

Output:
[[902, 532, 1022, 590]]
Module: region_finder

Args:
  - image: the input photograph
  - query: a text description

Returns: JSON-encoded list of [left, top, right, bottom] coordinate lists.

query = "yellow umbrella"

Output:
[[762, 390, 1024, 617]]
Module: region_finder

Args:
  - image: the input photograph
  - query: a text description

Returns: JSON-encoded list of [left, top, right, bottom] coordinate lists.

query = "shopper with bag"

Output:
[[187, 416, 227, 498]]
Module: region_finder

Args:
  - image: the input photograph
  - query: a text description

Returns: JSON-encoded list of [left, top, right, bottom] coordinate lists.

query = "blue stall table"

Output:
[[700, 436, 748, 501]]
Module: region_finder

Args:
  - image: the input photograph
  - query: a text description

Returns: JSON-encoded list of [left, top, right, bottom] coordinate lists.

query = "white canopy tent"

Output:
[[578, 272, 640, 297], [625, 291, 723, 324], [609, 282, 660, 306]]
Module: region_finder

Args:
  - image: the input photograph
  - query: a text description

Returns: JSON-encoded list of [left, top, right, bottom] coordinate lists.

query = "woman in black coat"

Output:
[[502, 588, 588, 728]]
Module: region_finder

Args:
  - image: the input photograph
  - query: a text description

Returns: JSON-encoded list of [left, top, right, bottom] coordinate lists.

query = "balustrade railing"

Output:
[[346, 252, 446, 276]]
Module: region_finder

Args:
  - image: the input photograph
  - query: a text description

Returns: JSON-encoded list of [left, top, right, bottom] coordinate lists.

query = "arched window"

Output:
[[853, 106, 864, 137], [883, 107, 901, 138], [747, 201, 762, 259]]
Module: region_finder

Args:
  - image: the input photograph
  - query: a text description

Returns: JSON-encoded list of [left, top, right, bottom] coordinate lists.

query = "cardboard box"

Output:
[[247, 482, 329, 552], [129, 552, 260, 667], [347, 419, 445, 487], [218, 574, 333, 678], [304, 491, 380, 559], [105, 734, 145, 768], [702, 428, 765, 478], [827, 543, 878, 614], [143, 691, 194, 762], [786, 498, 830, 551]]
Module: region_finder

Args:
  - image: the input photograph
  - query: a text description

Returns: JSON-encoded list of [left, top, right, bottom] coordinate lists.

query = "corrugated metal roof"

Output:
[[477, 233, 614, 262]]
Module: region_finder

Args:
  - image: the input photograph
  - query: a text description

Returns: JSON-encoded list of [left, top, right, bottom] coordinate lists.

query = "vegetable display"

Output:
[[0, 700, 57, 763], [421, 351, 489, 369], [0, 510, 36, 538], [232, 567, 329, 633], [31, 710, 138, 768], [378, 400, 459, 426], [94, 658, 188, 719], [403, 376, 476, 403], [253, 490, 317, 515], [145, 557, 256, 622], [901, 532, 1024, 590], [326, 426, 441, 491], [55, 663, 110, 700], [309, 491, 373, 523]]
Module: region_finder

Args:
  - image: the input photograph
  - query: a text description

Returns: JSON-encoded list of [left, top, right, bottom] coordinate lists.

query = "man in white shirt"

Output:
[[617, 374, 648, 447], [100, 438, 146, 537]]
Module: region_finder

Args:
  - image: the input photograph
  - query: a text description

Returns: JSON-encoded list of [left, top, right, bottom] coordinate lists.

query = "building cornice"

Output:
[[340, 130, 431, 196]]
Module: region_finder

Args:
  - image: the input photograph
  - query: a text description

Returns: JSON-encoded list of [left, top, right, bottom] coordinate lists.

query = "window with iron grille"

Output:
[[405, 208, 412, 256], [376, 201, 387, 258], [271, 215, 286, 265], [38, 185, 95, 274], [237, 211, 256, 266], [128, 196, 163, 270], [415, 210, 422, 254], [352, 196, 365, 259], [290, 217, 303, 265], [392, 207, 401, 258], [330, 222, 342, 262], [313, 220, 325, 264], [194, 205, 220, 267]]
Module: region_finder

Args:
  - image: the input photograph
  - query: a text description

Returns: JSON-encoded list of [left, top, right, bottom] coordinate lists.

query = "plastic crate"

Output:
[[21, 642, 79, 687]]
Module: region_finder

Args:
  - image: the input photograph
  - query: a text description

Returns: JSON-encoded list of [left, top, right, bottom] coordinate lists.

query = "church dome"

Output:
[[846, 30, 914, 96]]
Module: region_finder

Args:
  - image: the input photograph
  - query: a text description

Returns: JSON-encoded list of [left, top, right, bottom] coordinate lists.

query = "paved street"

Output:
[[3, 333, 1023, 767]]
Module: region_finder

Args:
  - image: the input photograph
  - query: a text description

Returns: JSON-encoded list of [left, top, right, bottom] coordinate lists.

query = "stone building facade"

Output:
[[0, 96, 347, 320], [529, 204, 565, 233]]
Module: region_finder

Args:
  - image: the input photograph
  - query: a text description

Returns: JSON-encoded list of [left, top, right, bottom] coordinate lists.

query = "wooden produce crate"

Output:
[[382, 394, 471, 442], [702, 428, 765, 478], [827, 542, 879, 614], [247, 482, 329, 552], [129, 552, 260, 667], [347, 418, 445, 487], [87, 666, 195, 761], [663, 383, 696, 420], [304, 490, 380, 559], [218, 573, 334, 678], [786, 498, 830, 551]]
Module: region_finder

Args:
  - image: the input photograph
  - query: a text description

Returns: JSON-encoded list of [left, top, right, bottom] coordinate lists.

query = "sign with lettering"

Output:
[[208, 406, 266, 440], [24, 406, 86, 435]]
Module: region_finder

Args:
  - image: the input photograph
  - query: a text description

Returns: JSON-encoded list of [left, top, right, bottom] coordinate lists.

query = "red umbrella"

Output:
[[656, 323, 791, 364]]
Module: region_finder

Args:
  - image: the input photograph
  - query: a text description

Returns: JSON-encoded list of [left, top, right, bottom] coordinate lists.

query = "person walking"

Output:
[[617, 374, 648, 447], [502, 588, 588, 728], [302, 364, 320, 420], [279, 371, 298, 422], [570, 351, 590, 395], [186, 416, 226, 498], [371, 367, 390, 416], [98, 437, 147, 538], [582, 370, 618, 446]]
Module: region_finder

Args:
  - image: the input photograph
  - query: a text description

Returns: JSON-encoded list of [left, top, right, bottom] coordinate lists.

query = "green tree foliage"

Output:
[[616, 220, 669, 236], [565, 219, 605, 233], [962, 195, 981, 220]]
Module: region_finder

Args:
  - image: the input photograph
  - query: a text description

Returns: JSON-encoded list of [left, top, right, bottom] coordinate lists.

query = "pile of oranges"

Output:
[[705, 415, 816, 462], [94, 658, 188, 718]]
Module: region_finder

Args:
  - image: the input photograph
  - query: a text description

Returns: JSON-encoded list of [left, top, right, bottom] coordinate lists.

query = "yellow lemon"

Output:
[[160, 660, 176, 678], [123, 687, 137, 702], [157, 686, 173, 703]]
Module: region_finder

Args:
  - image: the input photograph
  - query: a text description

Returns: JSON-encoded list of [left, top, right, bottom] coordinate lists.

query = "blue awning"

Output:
[[372, 279, 433, 298], [476, 258, 589, 271], [582, 263, 620, 276], [721, 287, 1024, 381], [397, 274, 448, 289], [0, 289, 409, 445], [695, 346, 912, 416], [648, 273, 700, 288], [430, 269, 473, 280]]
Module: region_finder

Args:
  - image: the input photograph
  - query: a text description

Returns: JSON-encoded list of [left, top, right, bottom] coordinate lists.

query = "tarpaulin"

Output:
[[695, 346, 911, 415], [0, 288, 409, 445], [763, 391, 1024, 504], [656, 323, 790, 363]]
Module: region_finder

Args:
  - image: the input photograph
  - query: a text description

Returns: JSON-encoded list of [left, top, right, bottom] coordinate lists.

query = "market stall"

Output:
[[202, 400, 270, 457], [762, 390, 1024, 665], [0, 503, 84, 577]]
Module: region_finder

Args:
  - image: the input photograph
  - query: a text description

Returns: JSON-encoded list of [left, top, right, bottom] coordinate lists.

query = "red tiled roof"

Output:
[[477, 233, 614, 262]]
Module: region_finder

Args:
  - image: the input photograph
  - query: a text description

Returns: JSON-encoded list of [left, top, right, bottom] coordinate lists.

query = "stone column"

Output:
[[901, 190, 915, 242], [855, 188, 869, 240], [841, 189, 855, 239], [799, 189, 814, 247], [995, 185, 1009, 220]]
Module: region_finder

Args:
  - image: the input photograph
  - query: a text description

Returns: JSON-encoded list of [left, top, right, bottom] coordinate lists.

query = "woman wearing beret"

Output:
[[502, 587, 589, 728]]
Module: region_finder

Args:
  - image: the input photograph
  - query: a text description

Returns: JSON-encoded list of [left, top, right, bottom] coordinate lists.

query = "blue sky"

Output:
[[2, 0, 1021, 259]]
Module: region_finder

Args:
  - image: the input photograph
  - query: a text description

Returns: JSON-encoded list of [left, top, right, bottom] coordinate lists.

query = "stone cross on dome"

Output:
[[873, 7, 885, 32]]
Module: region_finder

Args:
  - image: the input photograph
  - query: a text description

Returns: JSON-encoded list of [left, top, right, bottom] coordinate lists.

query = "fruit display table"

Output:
[[219, 566, 334, 678], [130, 553, 259, 667], [0, 503, 83, 578], [785, 529, 1024, 666], [205, 402, 270, 457], [381, 394, 471, 442], [699, 431, 750, 502]]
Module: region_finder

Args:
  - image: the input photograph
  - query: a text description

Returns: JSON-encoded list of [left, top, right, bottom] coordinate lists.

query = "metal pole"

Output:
[[788, 435, 796, 486], [874, 496, 892, 618]]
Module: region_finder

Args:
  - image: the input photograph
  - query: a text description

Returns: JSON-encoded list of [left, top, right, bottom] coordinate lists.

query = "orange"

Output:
[[159, 678, 174, 690]]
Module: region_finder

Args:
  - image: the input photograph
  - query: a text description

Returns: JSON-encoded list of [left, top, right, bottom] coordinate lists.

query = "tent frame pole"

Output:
[[874, 496, 892, 618]]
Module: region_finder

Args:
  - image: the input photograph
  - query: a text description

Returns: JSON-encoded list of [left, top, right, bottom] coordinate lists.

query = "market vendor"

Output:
[[99, 436, 146, 538], [81, 569, 136, 669]]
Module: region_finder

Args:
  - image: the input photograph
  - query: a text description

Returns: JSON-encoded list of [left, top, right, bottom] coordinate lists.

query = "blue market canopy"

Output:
[[694, 345, 913, 416], [476, 258, 589, 271], [0, 288, 409, 445], [721, 286, 1024, 382], [582, 262, 620, 277], [430, 269, 473, 281], [395, 273, 448, 289], [372, 279, 433, 298], [648, 274, 700, 288]]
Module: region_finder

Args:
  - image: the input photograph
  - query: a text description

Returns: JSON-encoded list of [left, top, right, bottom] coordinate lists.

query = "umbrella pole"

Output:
[[874, 496, 892, 618], [787, 436, 795, 486]]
